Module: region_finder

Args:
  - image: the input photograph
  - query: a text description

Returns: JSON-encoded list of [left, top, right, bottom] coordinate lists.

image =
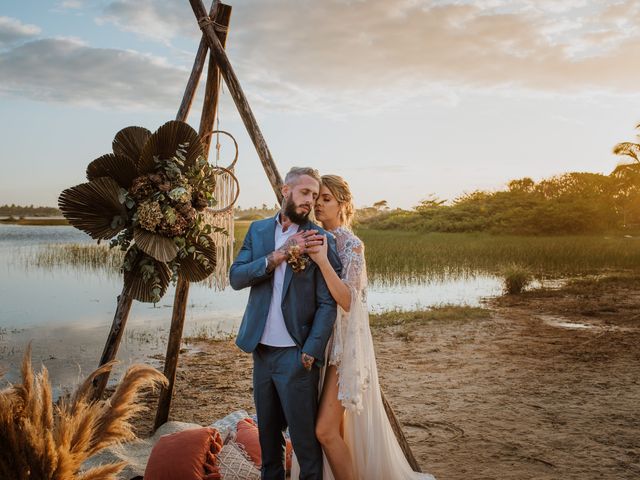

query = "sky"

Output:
[[1, 0, 640, 209]]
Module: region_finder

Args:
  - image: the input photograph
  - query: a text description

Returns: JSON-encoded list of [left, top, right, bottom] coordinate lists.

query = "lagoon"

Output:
[[0, 224, 504, 393]]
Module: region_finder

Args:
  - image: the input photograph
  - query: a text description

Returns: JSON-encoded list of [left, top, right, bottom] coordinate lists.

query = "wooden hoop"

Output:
[[201, 129, 239, 170], [207, 165, 240, 214]]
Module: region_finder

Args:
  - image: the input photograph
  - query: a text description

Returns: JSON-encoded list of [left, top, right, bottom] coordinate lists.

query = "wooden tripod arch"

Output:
[[91, 0, 423, 472]]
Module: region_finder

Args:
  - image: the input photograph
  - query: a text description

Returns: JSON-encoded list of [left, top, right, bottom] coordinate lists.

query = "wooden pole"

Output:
[[198, 3, 232, 154], [176, 0, 220, 122], [154, 2, 232, 431], [188, 0, 284, 204], [91, 288, 134, 399], [381, 388, 423, 472], [154, 277, 190, 429]]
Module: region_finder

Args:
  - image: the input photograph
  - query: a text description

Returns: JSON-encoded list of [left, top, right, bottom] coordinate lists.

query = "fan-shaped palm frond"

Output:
[[58, 177, 127, 240], [138, 121, 204, 174], [179, 235, 217, 282], [123, 248, 171, 303], [112, 126, 151, 168], [86, 154, 138, 189], [133, 228, 179, 262]]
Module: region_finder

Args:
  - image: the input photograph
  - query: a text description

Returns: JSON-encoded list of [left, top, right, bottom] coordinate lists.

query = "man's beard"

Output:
[[284, 196, 311, 224]]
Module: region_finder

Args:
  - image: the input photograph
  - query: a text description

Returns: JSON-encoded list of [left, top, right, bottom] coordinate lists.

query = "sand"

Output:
[[130, 278, 640, 480]]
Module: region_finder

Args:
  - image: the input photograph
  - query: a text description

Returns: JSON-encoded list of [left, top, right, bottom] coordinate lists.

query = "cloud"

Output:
[[4, 1, 640, 114], [96, 0, 197, 44], [95, 0, 640, 100], [58, 0, 85, 9], [0, 16, 41, 48], [0, 38, 187, 110]]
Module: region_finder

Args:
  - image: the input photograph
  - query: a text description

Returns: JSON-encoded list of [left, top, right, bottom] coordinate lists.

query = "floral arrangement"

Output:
[[59, 120, 222, 303]]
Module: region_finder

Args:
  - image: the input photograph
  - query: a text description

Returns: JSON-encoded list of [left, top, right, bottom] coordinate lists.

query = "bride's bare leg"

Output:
[[316, 366, 355, 480]]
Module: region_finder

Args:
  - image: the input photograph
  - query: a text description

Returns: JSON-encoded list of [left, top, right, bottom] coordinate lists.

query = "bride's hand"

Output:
[[306, 234, 328, 265]]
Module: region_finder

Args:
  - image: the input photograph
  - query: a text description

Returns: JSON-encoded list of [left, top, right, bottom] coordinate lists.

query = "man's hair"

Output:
[[284, 167, 322, 187]]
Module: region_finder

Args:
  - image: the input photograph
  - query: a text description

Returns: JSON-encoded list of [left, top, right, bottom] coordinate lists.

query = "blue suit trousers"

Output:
[[252, 344, 322, 480]]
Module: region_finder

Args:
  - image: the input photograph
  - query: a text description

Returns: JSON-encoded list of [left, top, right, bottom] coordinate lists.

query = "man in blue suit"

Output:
[[230, 167, 342, 480]]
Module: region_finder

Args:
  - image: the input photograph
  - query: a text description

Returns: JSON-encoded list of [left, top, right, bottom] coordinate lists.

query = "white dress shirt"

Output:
[[260, 215, 298, 346]]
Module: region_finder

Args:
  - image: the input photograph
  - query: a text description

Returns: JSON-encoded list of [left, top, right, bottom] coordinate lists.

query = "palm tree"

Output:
[[612, 123, 640, 227]]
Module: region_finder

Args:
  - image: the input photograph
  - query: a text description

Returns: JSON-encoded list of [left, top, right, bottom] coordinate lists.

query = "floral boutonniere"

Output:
[[286, 244, 310, 273]]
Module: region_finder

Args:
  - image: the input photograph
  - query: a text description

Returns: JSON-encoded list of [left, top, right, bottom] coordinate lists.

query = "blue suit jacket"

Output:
[[230, 215, 342, 365]]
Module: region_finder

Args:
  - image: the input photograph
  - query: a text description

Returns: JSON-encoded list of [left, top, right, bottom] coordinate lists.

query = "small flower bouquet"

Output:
[[286, 244, 310, 273], [59, 120, 223, 303]]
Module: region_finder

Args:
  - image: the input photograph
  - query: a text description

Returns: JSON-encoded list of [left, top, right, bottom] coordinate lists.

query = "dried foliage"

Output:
[[0, 346, 167, 480]]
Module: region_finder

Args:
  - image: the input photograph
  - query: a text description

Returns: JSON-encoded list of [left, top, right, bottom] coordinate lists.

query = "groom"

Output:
[[230, 167, 341, 480]]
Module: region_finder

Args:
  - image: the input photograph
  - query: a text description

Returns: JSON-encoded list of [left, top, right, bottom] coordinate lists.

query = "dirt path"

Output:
[[133, 278, 640, 479]]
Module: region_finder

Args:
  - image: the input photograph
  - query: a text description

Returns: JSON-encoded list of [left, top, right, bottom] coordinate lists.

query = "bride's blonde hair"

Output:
[[321, 175, 354, 227]]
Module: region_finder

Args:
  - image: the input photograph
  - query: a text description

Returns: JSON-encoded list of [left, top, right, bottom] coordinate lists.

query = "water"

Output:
[[0, 224, 503, 393]]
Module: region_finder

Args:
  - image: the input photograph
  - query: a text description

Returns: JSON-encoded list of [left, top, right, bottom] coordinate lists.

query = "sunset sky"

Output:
[[2, 0, 640, 209]]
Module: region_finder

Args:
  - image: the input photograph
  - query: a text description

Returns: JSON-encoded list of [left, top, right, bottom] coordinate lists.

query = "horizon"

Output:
[[2, 1, 640, 210]]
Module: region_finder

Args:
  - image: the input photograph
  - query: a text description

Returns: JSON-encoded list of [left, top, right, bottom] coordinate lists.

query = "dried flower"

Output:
[[137, 201, 163, 232], [192, 190, 209, 211], [129, 175, 155, 201], [287, 244, 309, 273]]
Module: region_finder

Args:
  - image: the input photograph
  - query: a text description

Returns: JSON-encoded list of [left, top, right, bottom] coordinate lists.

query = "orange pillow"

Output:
[[144, 427, 223, 480], [235, 418, 293, 471]]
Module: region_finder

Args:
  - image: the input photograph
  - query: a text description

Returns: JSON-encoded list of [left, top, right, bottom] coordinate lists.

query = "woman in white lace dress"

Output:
[[294, 175, 436, 480]]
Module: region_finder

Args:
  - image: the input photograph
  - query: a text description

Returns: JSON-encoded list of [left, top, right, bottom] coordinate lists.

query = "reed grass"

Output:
[[369, 304, 492, 328], [26, 244, 125, 274], [501, 263, 532, 294], [21, 225, 640, 286], [355, 229, 640, 284]]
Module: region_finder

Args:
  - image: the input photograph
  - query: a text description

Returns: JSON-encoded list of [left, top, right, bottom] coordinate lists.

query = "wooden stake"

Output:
[[188, 0, 284, 203], [154, 2, 232, 430], [381, 388, 423, 472], [154, 277, 190, 429], [91, 288, 134, 399]]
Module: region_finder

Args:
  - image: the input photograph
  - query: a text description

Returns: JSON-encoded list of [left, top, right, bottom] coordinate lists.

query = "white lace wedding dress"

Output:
[[292, 226, 436, 480]]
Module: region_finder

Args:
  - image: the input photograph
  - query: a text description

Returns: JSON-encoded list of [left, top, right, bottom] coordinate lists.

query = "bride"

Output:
[[291, 175, 436, 480]]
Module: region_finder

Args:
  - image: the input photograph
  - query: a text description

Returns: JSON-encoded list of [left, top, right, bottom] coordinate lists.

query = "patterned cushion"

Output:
[[209, 410, 250, 436], [249, 414, 292, 441], [217, 442, 260, 480], [235, 418, 293, 472]]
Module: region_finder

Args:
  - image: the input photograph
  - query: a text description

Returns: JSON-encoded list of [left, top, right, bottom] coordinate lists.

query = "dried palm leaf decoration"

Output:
[[201, 130, 240, 290], [58, 120, 225, 303]]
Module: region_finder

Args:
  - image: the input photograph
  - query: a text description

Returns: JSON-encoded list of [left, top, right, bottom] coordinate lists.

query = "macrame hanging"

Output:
[[202, 126, 239, 290]]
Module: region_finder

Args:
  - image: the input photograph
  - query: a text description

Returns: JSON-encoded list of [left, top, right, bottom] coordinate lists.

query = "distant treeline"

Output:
[[360, 171, 640, 234], [0, 204, 61, 217], [234, 204, 280, 220]]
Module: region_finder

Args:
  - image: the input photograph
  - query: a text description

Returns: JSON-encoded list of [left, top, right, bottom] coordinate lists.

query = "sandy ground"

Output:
[[130, 277, 640, 480]]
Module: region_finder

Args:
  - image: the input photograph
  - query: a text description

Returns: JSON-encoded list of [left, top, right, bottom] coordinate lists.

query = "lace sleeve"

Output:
[[341, 237, 367, 302], [329, 230, 371, 413]]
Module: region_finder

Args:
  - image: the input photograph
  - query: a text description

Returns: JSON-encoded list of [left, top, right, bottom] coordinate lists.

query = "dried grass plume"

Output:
[[0, 345, 167, 480]]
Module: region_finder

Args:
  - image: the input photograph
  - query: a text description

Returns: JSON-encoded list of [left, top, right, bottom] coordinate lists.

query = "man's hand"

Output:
[[266, 250, 287, 273], [301, 352, 315, 371], [267, 230, 321, 273], [286, 230, 318, 254]]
